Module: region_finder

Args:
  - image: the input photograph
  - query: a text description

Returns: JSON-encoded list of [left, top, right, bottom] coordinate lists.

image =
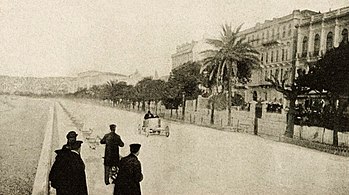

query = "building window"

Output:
[[265, 70, 268, 81], [280, 69, 284, 81], [252, 35, 255, 45], [288, 24, 292, 36], [270, 69, 273, 79], [272, 29, 275, 39], [302, 36, 308, 57], [314, 34, 320, 56], [276, 50, 279, 62], [262, 32, 265, 42], [257, 34, 260, 44], [261, 53, 264, 64], [341, 29, 348, 45], [277, 27, 280, 39], [266, 52, 269, 63], [267, 30, 270, 40], [326, 32, 333, 51], [281, 49, 285, 61], [271, 51, 274, 63], [275, 69, 279, 80], [282, 26, 286, 38], [285, 49, 288, 60]]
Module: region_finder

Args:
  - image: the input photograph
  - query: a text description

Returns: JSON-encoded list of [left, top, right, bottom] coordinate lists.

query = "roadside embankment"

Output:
[[32, 103, 55, 195]]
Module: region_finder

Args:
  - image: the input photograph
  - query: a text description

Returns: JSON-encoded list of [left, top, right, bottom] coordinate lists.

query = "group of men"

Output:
[[49, 123, 143, 195]]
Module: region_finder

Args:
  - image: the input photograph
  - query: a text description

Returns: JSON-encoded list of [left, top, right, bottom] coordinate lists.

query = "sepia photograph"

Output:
[[1, 0, 349, 194]]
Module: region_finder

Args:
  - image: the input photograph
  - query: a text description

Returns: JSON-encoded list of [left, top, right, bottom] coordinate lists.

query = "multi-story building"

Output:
[[172, 6, 349, 110], [236, 6, 349, 107], [171, 41, 197, 70], [296, 6, 349, 69], [237, 9, 320, 105], [171, 39, 213, 70], [76, 70, 129, 89]]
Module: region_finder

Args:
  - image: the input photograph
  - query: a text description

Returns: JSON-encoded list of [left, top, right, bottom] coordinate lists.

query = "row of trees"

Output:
[[70, 24, 348, 146], [71, 61, 203, 117], [71, 24, 261, 126]]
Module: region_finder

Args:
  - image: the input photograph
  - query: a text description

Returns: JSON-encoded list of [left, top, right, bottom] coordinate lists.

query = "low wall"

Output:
[[294, 125, 349, 146], [31, 102, 55, 195]]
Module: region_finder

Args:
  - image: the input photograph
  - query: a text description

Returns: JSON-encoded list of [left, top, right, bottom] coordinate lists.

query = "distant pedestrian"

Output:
[[100, 123, 125, 185], [114, 143, 143, 195], [49, 140, 88, 195], [144, 111, 154, 120], [62, 130, 78, 150]]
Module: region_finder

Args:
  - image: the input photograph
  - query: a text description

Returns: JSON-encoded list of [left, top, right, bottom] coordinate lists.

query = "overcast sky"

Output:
[[0, 0, 347, 78]]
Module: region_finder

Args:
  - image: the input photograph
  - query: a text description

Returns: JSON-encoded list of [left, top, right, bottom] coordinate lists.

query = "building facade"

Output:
[[171, 41, 196, 70], [237, 6, 349, 108], [171, 39, 213, 70], [172, 6, 349, 110], [296, 7, 349, 68], [237, 9, 320, 105]]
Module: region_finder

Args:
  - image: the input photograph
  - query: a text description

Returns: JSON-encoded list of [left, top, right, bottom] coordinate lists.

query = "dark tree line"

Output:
[[69, 61, 203, 116]]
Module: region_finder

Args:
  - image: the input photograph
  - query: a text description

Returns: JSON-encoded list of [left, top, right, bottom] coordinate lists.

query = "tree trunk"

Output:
[[285, 97, 296, 138], [195, 97, 198, 112], [332, 97, 347, 146], [227, 62, 232, 126], [142, 100, 146, 111], [210, 101, 215, 125], [155, 101, 158, 114], [182, 95, 186, 120]]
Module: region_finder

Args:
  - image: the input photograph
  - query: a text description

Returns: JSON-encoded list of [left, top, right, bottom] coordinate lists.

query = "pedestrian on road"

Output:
[[114, 143, 143, 195], [100, 123, 125, 185], [62, 130, 78, 150], [49, 140, 88, 195], [144, 111, 154, 120]]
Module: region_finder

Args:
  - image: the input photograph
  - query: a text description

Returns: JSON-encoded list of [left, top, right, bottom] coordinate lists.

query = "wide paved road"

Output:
[[57, 99, 349, 195]]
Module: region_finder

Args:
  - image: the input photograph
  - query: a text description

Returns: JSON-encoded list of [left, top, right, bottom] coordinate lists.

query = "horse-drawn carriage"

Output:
[[138, 117, 170, 137]]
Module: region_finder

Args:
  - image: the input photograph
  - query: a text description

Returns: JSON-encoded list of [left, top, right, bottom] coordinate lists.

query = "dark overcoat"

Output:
[[49, 149, 88, 195], [114, 154, 143, 195], [100, 132, 124, 166]]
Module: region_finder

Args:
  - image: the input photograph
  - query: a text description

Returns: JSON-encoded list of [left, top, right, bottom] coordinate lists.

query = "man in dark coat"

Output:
[[49, 140, 88, 195], [100, 123, 124, 185], [144, 111, 154, 119], [62, 130, 78, 150], [114, 143, 143, 195]]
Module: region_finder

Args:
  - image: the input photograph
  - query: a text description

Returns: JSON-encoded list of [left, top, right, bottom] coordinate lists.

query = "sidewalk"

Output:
[[53, 101, 114, 195]]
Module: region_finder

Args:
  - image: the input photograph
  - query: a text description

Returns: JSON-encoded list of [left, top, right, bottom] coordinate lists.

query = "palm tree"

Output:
[[201, 57, 222, 125], [202, 24, 260, 126]]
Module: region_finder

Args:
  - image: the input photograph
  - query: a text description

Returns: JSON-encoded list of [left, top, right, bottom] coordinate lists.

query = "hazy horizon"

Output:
[[0, 0, 347, 78]]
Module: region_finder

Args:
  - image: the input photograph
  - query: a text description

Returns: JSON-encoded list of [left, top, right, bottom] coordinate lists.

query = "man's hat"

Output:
[[110, 124, 116, 128], [66, 131, 78, 139], [70, 140, 83, 150], [130, 143, 141, 153]]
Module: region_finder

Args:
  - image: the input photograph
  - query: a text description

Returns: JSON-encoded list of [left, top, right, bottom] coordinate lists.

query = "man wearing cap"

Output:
[[100, 123, 124, 185], [49, 140, 88, 195], [62, 131, 78, 150], [114, 143, 143, 195]]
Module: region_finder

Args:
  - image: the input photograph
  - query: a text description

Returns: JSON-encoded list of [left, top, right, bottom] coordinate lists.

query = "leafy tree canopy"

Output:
[[168, 61, 203, 100], [305, 44, 349, 97]]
